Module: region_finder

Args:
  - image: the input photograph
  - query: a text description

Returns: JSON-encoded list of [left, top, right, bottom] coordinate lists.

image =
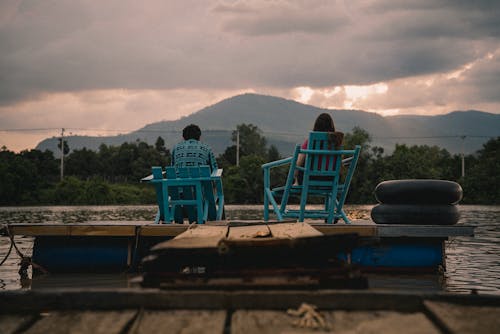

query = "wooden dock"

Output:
[[0, 289, 498, 333], [2, 220, 475, 274]]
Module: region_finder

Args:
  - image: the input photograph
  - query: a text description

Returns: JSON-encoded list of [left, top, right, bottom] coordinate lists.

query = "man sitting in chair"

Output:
[[172, 124, 218, 172], [171, 124, 219, 223]]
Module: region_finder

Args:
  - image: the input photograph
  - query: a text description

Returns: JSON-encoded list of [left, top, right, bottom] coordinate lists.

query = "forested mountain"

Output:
[[36, 93, 500, 155]]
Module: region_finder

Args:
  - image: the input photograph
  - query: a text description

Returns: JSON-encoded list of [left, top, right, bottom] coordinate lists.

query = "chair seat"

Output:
[[271, 185, 338, 197]]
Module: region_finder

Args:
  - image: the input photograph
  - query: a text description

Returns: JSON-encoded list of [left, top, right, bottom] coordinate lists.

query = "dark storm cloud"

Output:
[[461, 53, 500, 103], [0, 0, 498, 107], [364, 0, 500, 38]]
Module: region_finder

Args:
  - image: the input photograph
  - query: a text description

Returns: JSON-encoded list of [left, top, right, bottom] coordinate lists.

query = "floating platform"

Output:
[[2, 220, 474, 274], [0, 289, 498, 334]]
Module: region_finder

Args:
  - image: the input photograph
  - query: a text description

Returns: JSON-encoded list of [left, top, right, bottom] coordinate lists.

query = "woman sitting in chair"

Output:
[[294, 113, 344, 185]]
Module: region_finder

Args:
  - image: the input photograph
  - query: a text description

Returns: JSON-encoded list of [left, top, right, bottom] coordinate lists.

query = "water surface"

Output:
[[0, 205, 498, 295]]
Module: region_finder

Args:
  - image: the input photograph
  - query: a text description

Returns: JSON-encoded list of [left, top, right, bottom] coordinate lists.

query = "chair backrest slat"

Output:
[[303, 132, 343, 180]]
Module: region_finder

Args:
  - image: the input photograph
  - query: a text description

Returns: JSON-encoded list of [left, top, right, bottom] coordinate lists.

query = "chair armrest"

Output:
[[262, 157, 293, 170], [342, 156, 353, 166], [140, 174, 153, 182], [211, 168, 223, 178], [141, 168, 166, 182]]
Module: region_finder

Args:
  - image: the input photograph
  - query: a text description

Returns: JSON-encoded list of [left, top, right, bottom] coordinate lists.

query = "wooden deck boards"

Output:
[[231, 310, 441, 334], [151, 225, 228, 250], [23, 310, 136, 334], [4, 221, 474, 238], [0, 314, 35, 334], [424, 300, 500, 334], [131, 310, 226, 334], [268, 222, 323, 238], [227, 224, 271, 239], [0, 290, 498, 334]]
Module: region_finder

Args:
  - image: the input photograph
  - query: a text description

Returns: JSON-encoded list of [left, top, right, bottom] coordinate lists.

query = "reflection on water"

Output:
[[0, 205, 499, 295], [444, 206, 500, 295]]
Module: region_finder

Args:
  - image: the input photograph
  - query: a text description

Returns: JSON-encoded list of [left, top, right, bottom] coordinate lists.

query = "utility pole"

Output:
[[236, 130, 240, 167], [461, 135, 466, 178], [60, 128, 65, 181]]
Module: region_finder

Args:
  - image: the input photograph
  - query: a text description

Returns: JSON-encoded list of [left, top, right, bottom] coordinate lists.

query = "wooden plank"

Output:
[[151, 225, 228, 250], [312, 224, 377, 237], [377, 225, 475, 237], [228, 219, 296, 226], [9, 224, 69, 236], [132, 310, 226, 334], [7, 222, 475, 238], [24, 310, 137, 334], [8, 222, 149, 236], [0, 314, 35, 334], [139, 224, 188, 236], [82, 221, 152, 226], [227, 225, 271, 239], [268, 222, 323, 238], [231, 310, 440, 334], [424, 300, 500, 334], [0, 289, 469, 312], [69, 225, 136, 236]]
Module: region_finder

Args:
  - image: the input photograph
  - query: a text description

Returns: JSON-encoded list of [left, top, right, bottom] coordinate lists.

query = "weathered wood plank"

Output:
[[424, 300, 500, 334], [312, 224, 377, 237], [69, 225, 136, 236], [132, 310, 226, 334], [7, 221, 475, 238], [9, 225, 69, 236], [151, 225, 228, 250], [82, 221, 152, 226], [0, 314, 35, 334], [3, 289, 480, 312], [377, 225, 475, 237], [139, 225, 188, 236], [268, 222, 323, 238], [228, 219, 296, 226], [231, 310, 440, 334], [8, 222, 145, 236], [227, 225, 271, 239], [23, 310, 137, 334]]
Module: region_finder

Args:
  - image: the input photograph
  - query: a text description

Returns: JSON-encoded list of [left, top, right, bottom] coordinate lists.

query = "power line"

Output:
[[0, 127, 498, 139], [372, 135, 497, 139], [0, 128, 60, 132]]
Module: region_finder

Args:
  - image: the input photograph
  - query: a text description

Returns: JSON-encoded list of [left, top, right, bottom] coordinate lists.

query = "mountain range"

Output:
[[37, 93, 500, 156]]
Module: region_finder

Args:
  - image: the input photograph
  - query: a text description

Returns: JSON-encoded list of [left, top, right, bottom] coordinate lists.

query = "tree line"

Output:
[[0, 124, 498, 205]]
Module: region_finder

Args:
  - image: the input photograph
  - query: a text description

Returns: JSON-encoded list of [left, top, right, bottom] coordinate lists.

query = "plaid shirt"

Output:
[[172, 139, 218, 172]]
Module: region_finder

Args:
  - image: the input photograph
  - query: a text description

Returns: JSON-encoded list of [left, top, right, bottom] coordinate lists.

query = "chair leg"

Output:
[[298, 179, 310, 222], [265, 188, 283, 221], [263, 191, 269, 221], [340, 210, 351, 224], [195, 184, 204, 224]]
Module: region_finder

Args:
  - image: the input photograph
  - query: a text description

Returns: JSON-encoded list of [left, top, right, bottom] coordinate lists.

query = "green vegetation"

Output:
[[1, 127, 498, 206]]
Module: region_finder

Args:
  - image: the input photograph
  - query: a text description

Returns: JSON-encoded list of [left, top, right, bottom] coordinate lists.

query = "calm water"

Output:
[[0, 205, 499, 295]]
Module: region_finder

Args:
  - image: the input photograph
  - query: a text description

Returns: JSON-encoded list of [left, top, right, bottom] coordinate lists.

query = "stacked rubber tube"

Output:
[[371, 179, 463, 225]]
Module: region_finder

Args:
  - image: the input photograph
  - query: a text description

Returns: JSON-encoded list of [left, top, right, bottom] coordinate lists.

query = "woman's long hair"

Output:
[[313, 113, 343, 149]]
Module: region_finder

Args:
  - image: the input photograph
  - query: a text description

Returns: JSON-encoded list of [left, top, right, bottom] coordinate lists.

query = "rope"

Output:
[[124, 226, 142, 273], [0, 224, 49, 275], [0, 236, 13, 266]]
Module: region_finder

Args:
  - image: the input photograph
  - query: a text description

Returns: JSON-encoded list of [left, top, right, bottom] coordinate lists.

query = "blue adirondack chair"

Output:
[[143, 165, 224, 224], [262, 132, 361, 224]]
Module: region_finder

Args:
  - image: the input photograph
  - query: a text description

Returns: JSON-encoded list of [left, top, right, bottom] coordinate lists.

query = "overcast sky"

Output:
[[1, 0, 499, 151]]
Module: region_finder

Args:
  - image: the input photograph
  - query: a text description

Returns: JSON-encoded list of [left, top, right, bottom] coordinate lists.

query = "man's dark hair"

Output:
[[183, 124, 202, 140]]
